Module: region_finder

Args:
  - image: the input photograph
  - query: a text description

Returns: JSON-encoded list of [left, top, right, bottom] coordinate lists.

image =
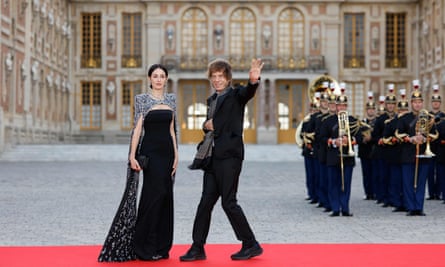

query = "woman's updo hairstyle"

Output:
[[147, 64, 168, 78]]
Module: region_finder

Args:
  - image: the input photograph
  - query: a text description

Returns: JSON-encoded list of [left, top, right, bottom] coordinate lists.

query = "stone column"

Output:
[[257, 78, 277, 144], [0, 106, 4, 153]]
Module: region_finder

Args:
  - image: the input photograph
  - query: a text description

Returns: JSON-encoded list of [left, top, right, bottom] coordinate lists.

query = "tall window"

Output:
[[81, 13, 101, 68], [229, 8, 256, 70], [81, 82, 101, 129], [122, 13, 142, 68], [344, 13, 365, 68], [386, 13, 406, 68], [181, 8, 208, 70], [121, 81, 142, 129], [277, 8, 304, 70]]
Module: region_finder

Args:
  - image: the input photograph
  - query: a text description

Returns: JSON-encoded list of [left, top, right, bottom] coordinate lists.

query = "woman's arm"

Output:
[[129, 95, 144, 171], [129, 115, 143, 171], [170, 112, 179, 176]]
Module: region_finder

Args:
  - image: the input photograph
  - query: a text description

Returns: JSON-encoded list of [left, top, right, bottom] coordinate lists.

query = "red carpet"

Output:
[[1, 244, 444, 267]]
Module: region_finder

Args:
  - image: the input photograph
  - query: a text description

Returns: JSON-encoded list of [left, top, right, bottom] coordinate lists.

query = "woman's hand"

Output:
[[129, 157, 142, 172], [249, 58, 264, 83], [171, 156, 178, 177]]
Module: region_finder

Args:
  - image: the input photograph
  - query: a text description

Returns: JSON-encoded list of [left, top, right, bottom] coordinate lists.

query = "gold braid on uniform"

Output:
[[425, 112, 439, 141], [348, 116, 361, 136], [358, 120, 372, 138], [395, 129, 409, 143]]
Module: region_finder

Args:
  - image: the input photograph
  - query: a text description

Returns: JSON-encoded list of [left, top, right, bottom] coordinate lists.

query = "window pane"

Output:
[[344, 13, 365, 68], [122, 13, 142, 68], [386, 13, 406, 68], [81, 13, 101, 68]]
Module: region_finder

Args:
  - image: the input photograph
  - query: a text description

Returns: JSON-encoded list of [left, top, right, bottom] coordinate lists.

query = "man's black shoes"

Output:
[[341, 211, 353, 217], [179, 247, 206, 262], [231, 242, 263, 260], [329, 211, 340, 217]]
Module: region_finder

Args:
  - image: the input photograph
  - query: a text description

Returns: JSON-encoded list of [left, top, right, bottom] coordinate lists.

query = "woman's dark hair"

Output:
[[147, 64, 168, 78]]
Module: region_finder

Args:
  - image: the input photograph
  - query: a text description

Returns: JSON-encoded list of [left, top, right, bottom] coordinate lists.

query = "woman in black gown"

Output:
[[98, 64, 178, 262]]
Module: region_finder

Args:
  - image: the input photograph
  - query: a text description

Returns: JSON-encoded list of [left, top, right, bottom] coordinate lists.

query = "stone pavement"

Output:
[[0, 144, 444, 247]]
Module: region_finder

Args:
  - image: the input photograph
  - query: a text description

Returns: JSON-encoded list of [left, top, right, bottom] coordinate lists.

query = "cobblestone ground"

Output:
[[0, 145, 444, 246]]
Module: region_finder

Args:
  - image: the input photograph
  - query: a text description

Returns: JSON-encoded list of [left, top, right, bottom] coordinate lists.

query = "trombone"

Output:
[[338, 111, 355, 157], [337, 110, 355, 191]]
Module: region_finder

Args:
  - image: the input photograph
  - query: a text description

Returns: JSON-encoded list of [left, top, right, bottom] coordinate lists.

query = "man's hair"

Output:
[[207, 58, 232, 81]]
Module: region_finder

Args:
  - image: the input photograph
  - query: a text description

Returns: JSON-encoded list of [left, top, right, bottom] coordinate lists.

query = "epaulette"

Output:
[[397, 112, 409, 119], [384, 118, 392, 124]]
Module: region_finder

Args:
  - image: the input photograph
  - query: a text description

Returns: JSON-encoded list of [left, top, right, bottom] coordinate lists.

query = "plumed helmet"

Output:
[[411, 79, 423, 100]]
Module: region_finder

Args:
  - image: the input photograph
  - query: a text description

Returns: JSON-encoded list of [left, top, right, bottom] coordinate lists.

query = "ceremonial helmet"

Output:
[[385, 84, 397, 104], [431, 84, 441, 102], [411, 79, 423, 100]]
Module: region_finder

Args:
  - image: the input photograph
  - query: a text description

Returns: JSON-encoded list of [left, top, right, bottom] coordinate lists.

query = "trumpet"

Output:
[[337, 110, 355, 157]]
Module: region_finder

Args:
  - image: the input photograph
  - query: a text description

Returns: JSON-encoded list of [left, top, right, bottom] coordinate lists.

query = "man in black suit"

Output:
[[180, 58, 264, 261]]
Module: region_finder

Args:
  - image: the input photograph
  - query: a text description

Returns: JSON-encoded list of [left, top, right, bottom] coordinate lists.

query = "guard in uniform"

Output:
[[316, 87, 338, 213], [305, 85, 330, 206], [320, 86, 362, 217], [435, 111, 445, 204], [309, 82, 332, 209], [372, 85, 397, 206], [395, 80, 438, 216], [300, 102, 318, 202], [427, 84, 445, 200], [358, 92, 377, 200], [382, 89, 409, 212]]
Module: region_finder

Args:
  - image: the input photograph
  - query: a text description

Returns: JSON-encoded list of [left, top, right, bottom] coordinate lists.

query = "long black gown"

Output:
[[133, 109, 175, 259], [98, 108, 175, 262]]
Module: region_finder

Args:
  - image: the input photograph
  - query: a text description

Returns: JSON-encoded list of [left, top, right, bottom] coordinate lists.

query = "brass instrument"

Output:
[[307, 75, 340, 103], [416, 109, 436, 158], [295, 119, 304, 148], [359, 120, 373, 140], [296, 114, 310, 148], [337, 110, 354, 191], [295, 75, 340, 145], [413, 109, 438, 189], [338, 111, 355, 157]]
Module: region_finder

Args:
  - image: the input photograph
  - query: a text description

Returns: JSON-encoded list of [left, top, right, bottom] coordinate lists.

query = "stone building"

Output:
[[1, 0, 444, 152]]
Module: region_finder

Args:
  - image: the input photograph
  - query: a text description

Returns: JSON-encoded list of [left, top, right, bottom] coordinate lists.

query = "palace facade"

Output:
[[1, 0, 444, 151]]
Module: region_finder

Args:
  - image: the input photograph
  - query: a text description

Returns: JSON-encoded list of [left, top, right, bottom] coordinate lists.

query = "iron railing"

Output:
[[161, 54, 326, 72]]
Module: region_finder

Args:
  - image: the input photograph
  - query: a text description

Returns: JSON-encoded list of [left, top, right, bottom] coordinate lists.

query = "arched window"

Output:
[[229, 8, 256, 69], [277, 8, 304, 70], [181, 8, 208, 70]]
